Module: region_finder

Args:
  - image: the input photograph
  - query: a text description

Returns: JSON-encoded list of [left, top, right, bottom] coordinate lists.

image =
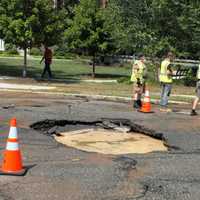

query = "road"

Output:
[[0, 91, 200, 200]]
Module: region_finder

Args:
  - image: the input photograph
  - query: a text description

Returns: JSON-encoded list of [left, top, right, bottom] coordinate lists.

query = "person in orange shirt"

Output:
[[40, 46, 53, 79]]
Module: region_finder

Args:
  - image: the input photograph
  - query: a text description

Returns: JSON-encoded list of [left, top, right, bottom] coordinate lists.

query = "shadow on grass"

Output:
[[0, 62, 128, 84], [0, 63, 81, 84], [0, 63, 26, 77], [52, 72, 128, 81], [74, 73, 128, 79]]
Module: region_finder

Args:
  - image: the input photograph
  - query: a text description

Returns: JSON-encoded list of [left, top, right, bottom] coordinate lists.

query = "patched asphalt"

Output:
[[0, 91, 200, 199]]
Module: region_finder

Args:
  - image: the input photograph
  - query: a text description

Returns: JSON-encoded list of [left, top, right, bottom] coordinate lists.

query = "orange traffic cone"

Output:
[[0, 118, 27, 176], [139, 88, 153, 113]]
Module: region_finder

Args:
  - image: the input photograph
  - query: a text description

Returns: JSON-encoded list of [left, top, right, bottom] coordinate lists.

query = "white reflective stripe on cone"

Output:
[[145, 90, 150, 96], [6, 142, 19, 151], [8, 127, 18, 139], [144, 97, 150, 102]]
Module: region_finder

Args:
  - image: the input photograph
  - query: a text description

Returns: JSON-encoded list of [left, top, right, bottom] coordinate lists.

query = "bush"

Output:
[[30, 48, 42, 56], [5, 44, 18, 55], [53, 44, 76, 59], [53, 45, 77, 59], [117, 76, 132, 84], [183, 69, 197, 87]]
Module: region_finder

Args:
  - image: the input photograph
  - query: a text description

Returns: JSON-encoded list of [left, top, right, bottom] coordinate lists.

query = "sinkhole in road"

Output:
[[30, 118, 168, 155], [55, 129, 167, 154]]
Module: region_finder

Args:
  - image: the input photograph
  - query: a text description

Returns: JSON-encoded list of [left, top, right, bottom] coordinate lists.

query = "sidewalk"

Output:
[[0, 81, 192, 105], [0, 82, 56, 90]]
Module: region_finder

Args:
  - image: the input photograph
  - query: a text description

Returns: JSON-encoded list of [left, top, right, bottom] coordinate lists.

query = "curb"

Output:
[[63, 94, 190, 105], [0, 88, 190, 105]]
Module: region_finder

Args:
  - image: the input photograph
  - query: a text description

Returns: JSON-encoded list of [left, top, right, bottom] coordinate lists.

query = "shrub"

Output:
[[5, 44, 18, 55], [183, 69, 197, 87], [117, 76, 132, 84], [30, 48, 42, 56]]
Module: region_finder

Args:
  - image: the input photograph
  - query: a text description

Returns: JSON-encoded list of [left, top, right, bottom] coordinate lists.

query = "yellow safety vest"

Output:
[[131, 60, 146, 83], [159, 59, 172, 83], [197, 64, 200, 79]]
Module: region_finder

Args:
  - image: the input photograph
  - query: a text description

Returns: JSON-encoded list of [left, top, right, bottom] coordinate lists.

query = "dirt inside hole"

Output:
[[54, 129, 167, 155]]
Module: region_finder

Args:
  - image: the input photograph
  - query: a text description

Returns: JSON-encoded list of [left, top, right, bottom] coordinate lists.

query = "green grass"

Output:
[[0, 57, 131, 80], [0, 57, 196, 103]]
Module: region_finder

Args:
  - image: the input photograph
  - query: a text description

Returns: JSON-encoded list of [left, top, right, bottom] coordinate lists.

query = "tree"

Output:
[[145, 1, 200, 58], [177, 2, 200, 58], [113, 0, 153, 55], [62, 0, 80, 17], [111, 0, 200, 59], [65, 0, 124, 78], [0, 0, 67, 77], [31, 0, 67, 47]]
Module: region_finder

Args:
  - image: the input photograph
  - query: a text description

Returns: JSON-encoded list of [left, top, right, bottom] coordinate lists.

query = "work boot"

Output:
[[133, 101, 140, 109], [190, 110, 198, 116]]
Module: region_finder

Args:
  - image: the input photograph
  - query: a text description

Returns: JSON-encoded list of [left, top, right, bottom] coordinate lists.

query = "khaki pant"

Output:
[[132, 82, 145, 100]]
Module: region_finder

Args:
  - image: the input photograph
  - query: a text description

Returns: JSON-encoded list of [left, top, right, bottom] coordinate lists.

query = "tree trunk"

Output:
[[152, 58, 160, 82], [99, 0, 108, 8], [92, 55, 96, 79], [23, 48, 27, 77]]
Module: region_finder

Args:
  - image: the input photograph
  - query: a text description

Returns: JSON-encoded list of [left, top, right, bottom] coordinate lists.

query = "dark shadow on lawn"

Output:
[[0, 64, 81, 84], [79, 73, 128, 79], [0, 63, 26, 77], [54, 72, 128, 79], [44, 72, 128, 84], [0, 63, 128, 84], [35, 77, 81, 84]]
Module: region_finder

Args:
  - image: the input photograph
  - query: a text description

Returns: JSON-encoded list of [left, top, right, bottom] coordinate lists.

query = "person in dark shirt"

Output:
[[40, 46, 53, 79]]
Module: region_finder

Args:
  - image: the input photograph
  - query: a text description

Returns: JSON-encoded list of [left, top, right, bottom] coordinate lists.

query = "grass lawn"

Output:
[[0, 56, 196, 102], [0, 57, 130, 80]]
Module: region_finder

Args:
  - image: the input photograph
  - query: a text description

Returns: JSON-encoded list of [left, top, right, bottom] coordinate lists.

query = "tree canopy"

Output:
[[1, 0, 200, 63], [0, 0, 67, 76], [65, 0, 125, 77]]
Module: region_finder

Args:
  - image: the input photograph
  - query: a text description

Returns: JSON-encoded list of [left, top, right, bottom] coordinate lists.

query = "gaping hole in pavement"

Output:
[[30, 119, 168, 154]]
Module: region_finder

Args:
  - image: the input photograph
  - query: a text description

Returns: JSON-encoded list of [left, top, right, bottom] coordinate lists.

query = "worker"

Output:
[[191, 63, 200, 116], [131, 54, 147, 109], [159, 52, 174, 111]]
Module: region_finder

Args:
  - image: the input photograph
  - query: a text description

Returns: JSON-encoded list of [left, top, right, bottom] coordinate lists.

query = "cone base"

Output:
[[0, 167, 27, 176], [138, 110, 154, 113]]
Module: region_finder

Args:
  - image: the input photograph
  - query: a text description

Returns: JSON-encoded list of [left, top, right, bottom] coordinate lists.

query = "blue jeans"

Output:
[[160, 83, 172, 106]]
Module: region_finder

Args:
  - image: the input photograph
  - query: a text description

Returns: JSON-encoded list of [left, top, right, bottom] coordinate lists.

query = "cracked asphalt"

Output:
[[0, 91, 200, 200]]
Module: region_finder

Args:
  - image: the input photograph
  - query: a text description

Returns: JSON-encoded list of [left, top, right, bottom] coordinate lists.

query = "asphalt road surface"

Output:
[[0, 91, 200, 200]]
